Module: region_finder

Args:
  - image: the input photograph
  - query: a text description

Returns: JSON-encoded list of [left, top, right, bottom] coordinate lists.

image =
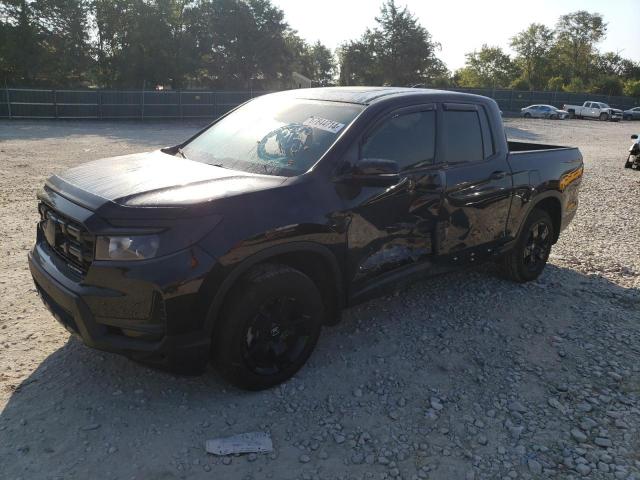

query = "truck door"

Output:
[[437, 103, 513, 258], [340, 105, 445, 294]]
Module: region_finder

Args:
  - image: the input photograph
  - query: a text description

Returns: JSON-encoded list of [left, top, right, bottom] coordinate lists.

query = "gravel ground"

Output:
[[1, 118, 639, 480]]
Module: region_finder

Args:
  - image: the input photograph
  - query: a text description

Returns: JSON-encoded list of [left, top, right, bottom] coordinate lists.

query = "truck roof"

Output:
[[278, 86, 485, 106]]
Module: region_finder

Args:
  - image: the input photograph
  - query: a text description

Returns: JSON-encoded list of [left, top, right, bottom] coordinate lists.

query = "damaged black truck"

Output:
[[29, 88, 583, 390]]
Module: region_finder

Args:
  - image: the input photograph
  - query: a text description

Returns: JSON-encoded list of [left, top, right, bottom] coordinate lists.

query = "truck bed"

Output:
[[507, 141, 582, 169]]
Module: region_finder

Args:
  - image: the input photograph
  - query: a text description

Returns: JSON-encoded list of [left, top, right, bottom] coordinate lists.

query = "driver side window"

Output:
[[361, 110, 436, 171]]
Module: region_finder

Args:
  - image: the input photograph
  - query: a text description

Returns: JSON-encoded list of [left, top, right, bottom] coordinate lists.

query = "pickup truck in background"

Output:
[[563, 101, 623, 121], [29, 87, 583, 390]]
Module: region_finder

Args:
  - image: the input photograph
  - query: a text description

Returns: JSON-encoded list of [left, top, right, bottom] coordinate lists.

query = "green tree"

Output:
[[623, 79, 640, 97], [284, 37, 336, 86], [553, 11, 606, 82], [590, 75, 623, 96], [546, 76, 564, 91], [562, 77, 586, 93], [594, 52, 639, 79], [338, 35, 379, 86], [454, 45, 518, 88], [338, 0, 445, 86], [510, 23, 554, 90], [0, 0, 41, 84], [308, 41, 335, 86], [34, 0, 93, 85]]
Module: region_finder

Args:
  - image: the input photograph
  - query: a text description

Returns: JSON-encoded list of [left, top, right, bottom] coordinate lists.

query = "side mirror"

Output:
[[335, 158, 401, 187]]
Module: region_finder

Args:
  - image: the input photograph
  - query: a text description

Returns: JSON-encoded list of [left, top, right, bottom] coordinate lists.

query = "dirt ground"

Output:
[[0, 118, 639, 480]]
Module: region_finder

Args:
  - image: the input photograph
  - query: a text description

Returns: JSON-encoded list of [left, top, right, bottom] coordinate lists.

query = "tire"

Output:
[[599, 112, 609, 121], [501, 209, 554, 283], [625, 155, 633, 168], [550, 114, 558, 120], [523, 113, 531, 118], [214, 264, 324, 390]]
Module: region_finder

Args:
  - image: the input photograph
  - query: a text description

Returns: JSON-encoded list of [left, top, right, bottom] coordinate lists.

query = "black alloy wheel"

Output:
[[522, 220, 552, 274], [500, 209, 554, 283], [214, 264, 323, 390], [242, 296, 313, 376]]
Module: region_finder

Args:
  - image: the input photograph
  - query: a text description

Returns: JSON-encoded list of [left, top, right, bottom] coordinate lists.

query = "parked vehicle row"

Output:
[[520, 101, 639, 122]]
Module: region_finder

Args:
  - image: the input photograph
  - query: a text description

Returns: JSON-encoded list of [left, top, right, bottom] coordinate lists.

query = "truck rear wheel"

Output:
[[213, 264, 324, 390], [501, 209, 554, 283]]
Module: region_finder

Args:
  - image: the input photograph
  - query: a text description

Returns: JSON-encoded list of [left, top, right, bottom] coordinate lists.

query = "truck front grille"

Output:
[[38, 202, 94, 272]]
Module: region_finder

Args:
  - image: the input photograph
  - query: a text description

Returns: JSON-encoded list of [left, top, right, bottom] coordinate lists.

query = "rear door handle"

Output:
[[490, 171, 507, 180]]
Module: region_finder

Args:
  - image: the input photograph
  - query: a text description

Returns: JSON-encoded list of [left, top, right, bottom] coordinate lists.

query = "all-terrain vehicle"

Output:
[[625, 134, 640, 169]]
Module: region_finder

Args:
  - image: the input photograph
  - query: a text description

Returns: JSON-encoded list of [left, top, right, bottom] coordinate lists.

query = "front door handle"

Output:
[[490, 171, 507, 180]]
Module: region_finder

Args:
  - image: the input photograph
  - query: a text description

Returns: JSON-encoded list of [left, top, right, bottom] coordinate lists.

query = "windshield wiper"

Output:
[[176, 147, 188, 159]]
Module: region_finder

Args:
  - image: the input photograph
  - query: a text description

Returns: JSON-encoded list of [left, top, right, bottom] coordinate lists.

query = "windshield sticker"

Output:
[[303, 116, 345, 134]]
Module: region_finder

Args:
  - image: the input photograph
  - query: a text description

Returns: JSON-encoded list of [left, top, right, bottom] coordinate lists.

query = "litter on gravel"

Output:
[[205, 432, 273, 456]]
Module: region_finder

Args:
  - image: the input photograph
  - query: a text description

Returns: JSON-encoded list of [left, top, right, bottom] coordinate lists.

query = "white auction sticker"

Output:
[[303, 116, 345, 134]]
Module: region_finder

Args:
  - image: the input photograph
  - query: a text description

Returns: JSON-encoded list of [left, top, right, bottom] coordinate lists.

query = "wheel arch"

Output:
[[202, 242, 345, 337], [528, 195, 562, 244]]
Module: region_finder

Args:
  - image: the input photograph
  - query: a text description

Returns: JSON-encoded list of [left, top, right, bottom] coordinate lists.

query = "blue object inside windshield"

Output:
[[183, 96, 363, 176]]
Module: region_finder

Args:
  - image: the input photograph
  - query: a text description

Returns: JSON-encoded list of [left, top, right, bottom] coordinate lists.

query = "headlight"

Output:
[[95, 235, 160, 261]]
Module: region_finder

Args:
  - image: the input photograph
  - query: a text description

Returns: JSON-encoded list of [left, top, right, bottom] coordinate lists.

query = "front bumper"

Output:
[[29, 240, 214, 373]]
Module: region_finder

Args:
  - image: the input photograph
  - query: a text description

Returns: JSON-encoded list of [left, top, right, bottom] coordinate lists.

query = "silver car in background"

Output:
[[623, 107, 640, 121], [521, 104, 569, 119]]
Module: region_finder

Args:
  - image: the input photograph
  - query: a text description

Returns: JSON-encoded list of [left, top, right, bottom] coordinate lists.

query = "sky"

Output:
[[271, 0, 640, 71]]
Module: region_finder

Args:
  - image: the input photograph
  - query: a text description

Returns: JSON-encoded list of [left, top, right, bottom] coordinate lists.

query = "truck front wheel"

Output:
[[599, 112, 609, 121], [501, 209, 554, 283], [213, 264, 324, 390]]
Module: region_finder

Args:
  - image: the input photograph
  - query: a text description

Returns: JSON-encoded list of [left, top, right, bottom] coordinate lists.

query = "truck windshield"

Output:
[[182, 96, 363, 177]]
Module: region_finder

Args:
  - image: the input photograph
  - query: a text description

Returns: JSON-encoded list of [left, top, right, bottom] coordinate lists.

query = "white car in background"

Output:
[[520, 104, 569, 119]]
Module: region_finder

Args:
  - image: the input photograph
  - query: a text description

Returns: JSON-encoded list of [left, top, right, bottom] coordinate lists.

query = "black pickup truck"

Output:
[[29, 87, 583, 390]]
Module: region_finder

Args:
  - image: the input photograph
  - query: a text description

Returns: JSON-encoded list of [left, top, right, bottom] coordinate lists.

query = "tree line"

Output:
[[1, 0, 639, 97], [0, 0, 336, 89]]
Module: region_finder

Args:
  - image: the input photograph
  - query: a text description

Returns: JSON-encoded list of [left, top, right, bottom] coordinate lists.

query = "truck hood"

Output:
[[47, 150, 287, 209]]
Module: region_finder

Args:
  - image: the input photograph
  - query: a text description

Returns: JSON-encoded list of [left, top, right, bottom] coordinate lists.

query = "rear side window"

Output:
[[361, 110, 436, 170], [441, 110, 483, 164]]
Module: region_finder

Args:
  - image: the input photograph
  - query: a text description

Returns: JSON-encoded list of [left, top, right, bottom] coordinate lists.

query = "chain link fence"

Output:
[[1, 87, 638, 120], [0, 89, 269, 119], [449, 88, 640, 113]]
